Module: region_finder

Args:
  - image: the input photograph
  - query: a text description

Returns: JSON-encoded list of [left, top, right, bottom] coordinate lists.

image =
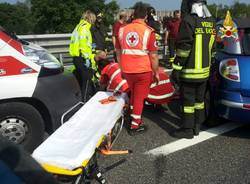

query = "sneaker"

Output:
[[171, 128, 194, 139], [128, 124, 147, 136]]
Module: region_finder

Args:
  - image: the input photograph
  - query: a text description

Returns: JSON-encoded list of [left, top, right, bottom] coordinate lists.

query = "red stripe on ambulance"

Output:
[[0, 32, 24, 54], [0, 56, 38, 77]]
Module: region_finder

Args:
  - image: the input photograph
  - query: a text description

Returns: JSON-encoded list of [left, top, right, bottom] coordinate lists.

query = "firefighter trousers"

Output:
[[180, 81, 207, 129], [168, 38, 177, 64]]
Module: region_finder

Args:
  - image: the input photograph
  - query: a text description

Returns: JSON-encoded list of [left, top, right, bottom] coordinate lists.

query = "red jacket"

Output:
[[100, 64, 175, 104], [167, 18, 181, 39], [100, 63, 129, 93], [147, 68, 175, 104]]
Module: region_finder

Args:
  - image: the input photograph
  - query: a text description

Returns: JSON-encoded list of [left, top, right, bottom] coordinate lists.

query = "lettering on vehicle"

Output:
[[21, 67, 33, 74], [0, 69, 6, 76]]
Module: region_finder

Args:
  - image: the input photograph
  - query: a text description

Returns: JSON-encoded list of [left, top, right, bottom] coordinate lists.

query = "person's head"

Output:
[[96, 12, 103, 23], [147, 6, 156, 18], [94, 50, 108, 72], [174, 10, 181, 19], [94, 50, 107, 62], [188, 0, 211, 18], [119, 10, 128, 22], [82, 10, 96, 24], [133, 2, 149, 20]]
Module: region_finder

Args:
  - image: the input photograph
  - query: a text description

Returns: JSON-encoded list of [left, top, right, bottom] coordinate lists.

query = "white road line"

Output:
[[146, 122, 244, 156]]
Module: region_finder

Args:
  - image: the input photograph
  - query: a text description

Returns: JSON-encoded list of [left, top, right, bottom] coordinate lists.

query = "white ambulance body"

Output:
[[0, 30, 81, 151]]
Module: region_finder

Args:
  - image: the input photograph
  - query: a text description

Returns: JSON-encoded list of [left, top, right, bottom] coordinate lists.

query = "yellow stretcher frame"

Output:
[[41, 135, 105, 176]]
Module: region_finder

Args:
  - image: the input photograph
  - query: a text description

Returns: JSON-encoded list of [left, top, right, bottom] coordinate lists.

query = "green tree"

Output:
[[31, 0, 119, 34], [208, 2, 250, 20], [231, 2, 249, 18], [0, 2, 33, 34]]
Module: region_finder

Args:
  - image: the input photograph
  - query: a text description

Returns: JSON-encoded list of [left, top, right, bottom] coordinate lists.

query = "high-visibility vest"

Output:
[[146, 68, 175, 104], [69, 19, 97, 70], [101, 63, 129, 93], [69, 19, 93, 60], [118, 20, 153, 73]]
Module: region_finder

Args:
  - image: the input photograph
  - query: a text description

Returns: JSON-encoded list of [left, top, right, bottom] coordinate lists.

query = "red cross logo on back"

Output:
[[129, 35, 136, 43], [126, 32, 139, 47]]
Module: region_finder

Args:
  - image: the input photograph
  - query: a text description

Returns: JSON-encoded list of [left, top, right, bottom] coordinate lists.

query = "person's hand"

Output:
[[153, 72, 160, 85], [164, 40, 168, 46]]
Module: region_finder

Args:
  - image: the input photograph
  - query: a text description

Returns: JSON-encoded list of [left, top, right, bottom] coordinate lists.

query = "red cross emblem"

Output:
[[126, 32, 139, 47], [129, 35, 136, 43]]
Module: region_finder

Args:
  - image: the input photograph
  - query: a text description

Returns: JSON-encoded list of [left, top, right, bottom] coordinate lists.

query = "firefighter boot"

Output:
[[194, 124, 200, 136], [171, 128, 194, 139]]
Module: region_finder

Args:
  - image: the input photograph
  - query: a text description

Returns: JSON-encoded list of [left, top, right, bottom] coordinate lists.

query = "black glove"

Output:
[[171, 69, 180, 86]]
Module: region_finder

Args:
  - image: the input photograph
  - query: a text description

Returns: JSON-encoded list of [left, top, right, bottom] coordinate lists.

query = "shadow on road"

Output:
[[143, 99, 182, 134]]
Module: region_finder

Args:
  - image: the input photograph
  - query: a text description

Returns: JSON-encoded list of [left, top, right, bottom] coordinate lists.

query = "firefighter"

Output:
[[69, 10, 96, 102], [115, 2, 159, 136], [147, 6, 161, 36], [91, 12, 108, 52], [171, 0, 216, 139]]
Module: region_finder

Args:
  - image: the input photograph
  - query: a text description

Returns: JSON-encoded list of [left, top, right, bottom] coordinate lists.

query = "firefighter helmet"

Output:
[[189, 0, 207, 5]]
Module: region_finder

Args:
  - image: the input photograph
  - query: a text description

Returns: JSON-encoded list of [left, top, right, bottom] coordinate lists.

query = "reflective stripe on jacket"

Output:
[[173, 15, 216, 81], [101, 65, 175, 104], [101, 63, 129, 93], [147, 68, 175, 104], [118, 20, 153, 73]]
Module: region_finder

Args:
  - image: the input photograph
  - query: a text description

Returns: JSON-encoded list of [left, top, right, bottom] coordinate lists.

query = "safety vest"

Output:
[[69, 19, 93, 59], [118, 19, 153, 73], [172, 15, 216, 81], [101, 63, 129, 93], [69, 19, 97, 70]]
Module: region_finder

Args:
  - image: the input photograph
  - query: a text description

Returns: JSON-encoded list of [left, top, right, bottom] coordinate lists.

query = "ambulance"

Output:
[[0, 28, 81, 152]]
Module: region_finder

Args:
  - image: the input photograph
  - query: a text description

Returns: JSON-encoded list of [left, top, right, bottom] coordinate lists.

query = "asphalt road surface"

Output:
[[95, 100, 250, 184]]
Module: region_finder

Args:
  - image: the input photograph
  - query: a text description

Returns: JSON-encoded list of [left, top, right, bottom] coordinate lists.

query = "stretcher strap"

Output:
[[99, 96, 117, 104]]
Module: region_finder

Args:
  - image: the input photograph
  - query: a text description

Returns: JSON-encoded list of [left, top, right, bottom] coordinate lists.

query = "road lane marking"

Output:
[[146, 122, 244, 156]]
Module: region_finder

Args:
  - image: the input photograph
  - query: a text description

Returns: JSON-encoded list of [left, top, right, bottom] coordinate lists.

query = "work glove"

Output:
[[84, 59, 91, 68], [171, 69, 180, 87]]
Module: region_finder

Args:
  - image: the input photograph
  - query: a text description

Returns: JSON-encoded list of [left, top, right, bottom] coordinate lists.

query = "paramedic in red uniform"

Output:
[[115, 2, 159, 136]]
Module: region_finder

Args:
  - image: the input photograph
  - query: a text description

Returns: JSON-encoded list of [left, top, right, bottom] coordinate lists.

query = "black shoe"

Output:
[[194, 124, 200, 136], [171, 128, 194, 139], [128, 124, 147, 136]]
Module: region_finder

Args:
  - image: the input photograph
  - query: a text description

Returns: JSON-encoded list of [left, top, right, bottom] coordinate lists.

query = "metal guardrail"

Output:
[[19, 34, 72, 64], [18, 33, 166, 65]]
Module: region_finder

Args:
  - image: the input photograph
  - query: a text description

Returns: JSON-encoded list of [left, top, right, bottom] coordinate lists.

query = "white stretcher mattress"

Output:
[[32, 92, 125, 170]]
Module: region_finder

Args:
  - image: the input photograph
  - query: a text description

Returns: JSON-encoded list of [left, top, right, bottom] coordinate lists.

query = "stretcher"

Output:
[[32, 91, 128, 184]]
